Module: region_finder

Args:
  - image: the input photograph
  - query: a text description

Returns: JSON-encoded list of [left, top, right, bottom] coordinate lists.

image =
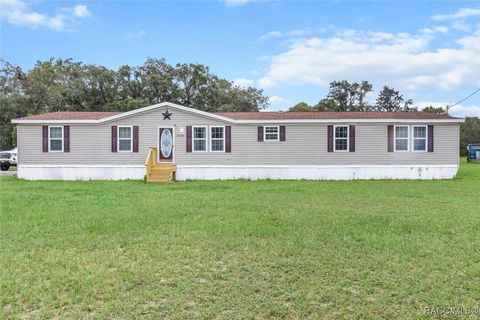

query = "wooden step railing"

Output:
[[145, 147, 176, 183]]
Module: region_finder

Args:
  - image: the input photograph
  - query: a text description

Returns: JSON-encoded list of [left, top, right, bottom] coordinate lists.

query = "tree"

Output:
[[289, 102, 315, 112], [300, 82, 417, 113], [0, 58, 269, 149], [314, 98, 338, 111], [325, 80, 373, 111], [213, 79, 269, 112], [375, 86, 413, 112], [0, 61, 30, 149], [421, 106, 447, 114], [460, 117, 480, 155]]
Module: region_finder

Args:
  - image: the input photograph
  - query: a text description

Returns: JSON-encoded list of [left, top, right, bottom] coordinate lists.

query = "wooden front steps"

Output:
[[148, 165, 176, 183], [145, 147, 176, 183]]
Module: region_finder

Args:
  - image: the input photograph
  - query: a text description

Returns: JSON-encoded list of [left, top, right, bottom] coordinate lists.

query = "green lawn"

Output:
[[1, 160, 479, 319]]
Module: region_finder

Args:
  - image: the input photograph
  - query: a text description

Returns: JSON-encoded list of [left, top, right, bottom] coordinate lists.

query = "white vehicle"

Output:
[[0, 147, 17, 171]]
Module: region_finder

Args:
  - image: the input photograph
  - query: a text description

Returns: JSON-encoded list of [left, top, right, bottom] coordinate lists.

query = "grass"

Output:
[[1, 160, 479, 319]]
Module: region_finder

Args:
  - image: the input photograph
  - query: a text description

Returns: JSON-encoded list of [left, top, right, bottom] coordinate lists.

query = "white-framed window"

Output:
[[49, 126, 63, 152], [193, 126, 207, 152], [394, 125, 409, 152], [412, 125, 427, 152], [118, 126, 132, 152], [264, 126, 279, 141], [334, 125, 349, 152], [210, 126, 225, 152]]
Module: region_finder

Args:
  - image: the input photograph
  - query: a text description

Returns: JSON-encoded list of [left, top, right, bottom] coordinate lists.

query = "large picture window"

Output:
[[264, 126, 279, 141], [334, 125, 349, 151], [413, 126, 427, 152], [118, 126, 132, 152], [395, 126, 409, 151], [49, 126, 63, 152], [210, 126, 225, 152], [193, 126, 207, 152]]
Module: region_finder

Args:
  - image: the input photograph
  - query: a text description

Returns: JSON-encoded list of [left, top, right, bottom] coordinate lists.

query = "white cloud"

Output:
[[73, 4, 90, 18], [431, 7, 480, 33], [286, 28, 310, 37], [451, 20, 472, 32], [258, 26, 480, 93], [268, 96, 289, 104], [421, 26, 449, 34], [416, 101, 480, 117], [258, 76, 277, 88], [258, 31, 283, 41], [450, 104, 480, 117], [233, 78, 254, 87], [127, 30, 146, 39], [257, 28, 314, 41], [0, 0, 90, 31], [432, 7, 480, 21], [434, 26, 449, 33], [222, 0, 255, 7]]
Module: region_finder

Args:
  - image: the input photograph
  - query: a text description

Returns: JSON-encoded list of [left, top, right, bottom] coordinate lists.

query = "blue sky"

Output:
[[1, 0, 479, 116]]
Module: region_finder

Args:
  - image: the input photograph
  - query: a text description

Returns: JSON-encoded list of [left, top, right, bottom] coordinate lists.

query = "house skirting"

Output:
[[176, 165, 459, 180], [17, 165, 146, 180], [18, 164, 458, 180]]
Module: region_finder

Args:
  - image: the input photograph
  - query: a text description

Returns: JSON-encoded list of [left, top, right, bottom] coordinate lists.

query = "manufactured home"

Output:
[[12, 102, 463, 181]]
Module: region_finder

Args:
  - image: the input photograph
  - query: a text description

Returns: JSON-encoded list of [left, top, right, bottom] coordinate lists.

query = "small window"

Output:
[[49, 126, 63, 152], [334, 126, 349, 152], [193, 126, 207, 152], [413, 126, 427, 152], [210, 126, 225, 152], [395, 126, 409, 151], [264, 126, 279, 141], [118, 126, 132, 152]]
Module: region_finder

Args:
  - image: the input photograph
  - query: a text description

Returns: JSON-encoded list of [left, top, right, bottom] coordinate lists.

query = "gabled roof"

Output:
[[12, 102, 464, 124], [15, 111, 121, 121], [215, 111, 459, 120]]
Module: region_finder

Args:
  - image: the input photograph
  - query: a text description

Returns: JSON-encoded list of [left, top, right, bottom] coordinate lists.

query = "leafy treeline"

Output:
[[0, 58, 269, 149], [289, 80, 418, 112], [461, 117, 480, 156], [1, 60, 478, 154]]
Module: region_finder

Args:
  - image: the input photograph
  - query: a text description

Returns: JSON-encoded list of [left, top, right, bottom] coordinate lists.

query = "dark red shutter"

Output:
[[186, 126, 192, 152], [111, 126, 117, 152], [42, 126, 48, 152], [428, 125, 434, 152], [387, 125, 394, 152], [133, 126, 139, 153], [225, 126, 231, 153], [64, 126, 70, 152], [258, 126, 264, 142], [280, 126, 286, 141], [349, 125, 355, 152], [327, 125, 334, 152]]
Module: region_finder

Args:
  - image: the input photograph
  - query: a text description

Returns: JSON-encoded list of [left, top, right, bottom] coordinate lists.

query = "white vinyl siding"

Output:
[[49, 126, 63, 152], [118, 126, 132, 152], [16, 107, 460, 167], [193, 126, 207, 152]]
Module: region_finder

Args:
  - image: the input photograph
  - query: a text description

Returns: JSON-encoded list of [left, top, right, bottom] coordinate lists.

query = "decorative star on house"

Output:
[[162, 109, 172, 120]]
